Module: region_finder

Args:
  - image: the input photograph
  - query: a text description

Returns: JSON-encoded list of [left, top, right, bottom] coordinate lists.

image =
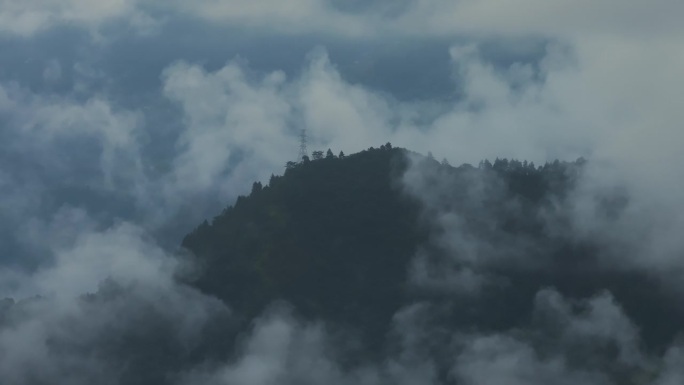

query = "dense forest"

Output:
[[180, 144, 683, 381]]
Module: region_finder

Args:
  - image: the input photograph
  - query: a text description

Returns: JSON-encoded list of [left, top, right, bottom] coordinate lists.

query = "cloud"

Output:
[[454, 335, 604, 385], [160, 35, 684, 285], [170, 0, 374, 38], [0, 81, 143, 183], [297, 49, 396, 150], [42, 59, 63, 84], [0, 81, 150, 269], [387, 36, 684, 286], [532, 289, 644, 366], [164, 0, 684, 42], [157, 49, 399, 200], [179, 304, 439, 385], [6, 0, 682, 44], [1, 1, 684, 383], [654, 344, 684, 385], [0, 212, 232, 384], [0, 0, 151, 37], [448, 288, 658, 385], [161, 60, 292, 198]]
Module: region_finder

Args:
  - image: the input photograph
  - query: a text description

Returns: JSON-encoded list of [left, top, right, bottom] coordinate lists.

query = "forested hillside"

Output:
[[183, 145, 423, 345], [181, 145, 682, 363]]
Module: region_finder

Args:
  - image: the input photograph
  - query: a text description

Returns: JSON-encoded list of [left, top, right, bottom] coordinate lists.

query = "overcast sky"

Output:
[[1, 0, 682, 270], [1, 1, 684, 384]]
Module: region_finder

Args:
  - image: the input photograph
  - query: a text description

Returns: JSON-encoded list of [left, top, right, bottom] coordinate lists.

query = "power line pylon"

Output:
[[298, 128, 308, 161]]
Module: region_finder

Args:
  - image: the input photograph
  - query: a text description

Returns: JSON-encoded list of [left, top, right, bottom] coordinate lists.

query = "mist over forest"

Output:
[[2, 1, 684, 384]]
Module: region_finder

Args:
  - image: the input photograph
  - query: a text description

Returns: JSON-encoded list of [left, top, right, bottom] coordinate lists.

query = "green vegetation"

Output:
[[183, 145, 423, 343], [182, 144, 680, 354]]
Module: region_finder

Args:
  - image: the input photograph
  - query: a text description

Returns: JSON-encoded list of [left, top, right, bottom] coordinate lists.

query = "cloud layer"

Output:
[[1, 0, 684, 383]]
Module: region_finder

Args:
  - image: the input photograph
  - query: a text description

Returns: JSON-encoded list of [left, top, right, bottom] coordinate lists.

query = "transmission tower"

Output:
[[298, 128, 308, 161]]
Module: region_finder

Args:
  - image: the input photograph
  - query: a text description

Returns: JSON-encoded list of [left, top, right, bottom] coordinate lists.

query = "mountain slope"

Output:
[[182, 145, 424, 341], [181, 145, 681, 354]]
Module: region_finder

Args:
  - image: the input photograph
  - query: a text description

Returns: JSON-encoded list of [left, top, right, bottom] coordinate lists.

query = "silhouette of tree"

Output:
[[251, 181, 262, 194]]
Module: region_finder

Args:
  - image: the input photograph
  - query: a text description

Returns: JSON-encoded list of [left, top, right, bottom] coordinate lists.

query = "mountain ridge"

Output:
[[181, 145, 647, 347]]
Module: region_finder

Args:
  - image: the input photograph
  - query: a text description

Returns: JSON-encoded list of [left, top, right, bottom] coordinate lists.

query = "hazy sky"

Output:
[[1, 1, 684, 384], [2, 0, 682, 272]]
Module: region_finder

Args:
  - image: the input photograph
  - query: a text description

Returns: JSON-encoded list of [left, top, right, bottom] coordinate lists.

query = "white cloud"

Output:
[[179, 305, 439, 385], [297, 49, 395, 151], [0, 206, 229, 384], [533, 289, 644, 366], [165, 0, 684, 42], [451, 288, 654, 385], [392, 37, 684, 279], [162, 61, 292, 198], [1, 1, 684, 382], [454, 334, 603, 385], [156, 34, 684, 280], [0, 82, 144, 190], [5, 0, 682, 43], [0, 0, 152, 37]]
